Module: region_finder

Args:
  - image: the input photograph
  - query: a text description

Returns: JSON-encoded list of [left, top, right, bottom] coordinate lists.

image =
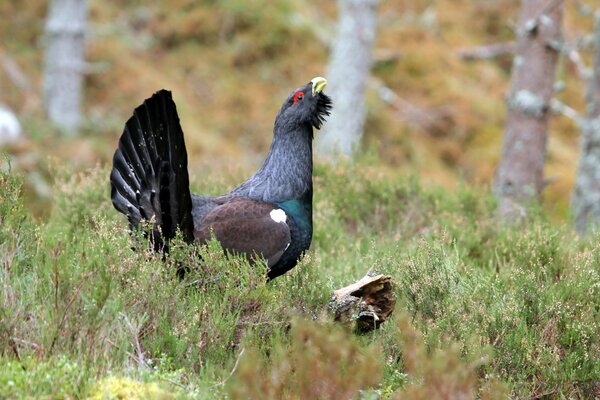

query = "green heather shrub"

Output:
[[1, 161, 599, 399]]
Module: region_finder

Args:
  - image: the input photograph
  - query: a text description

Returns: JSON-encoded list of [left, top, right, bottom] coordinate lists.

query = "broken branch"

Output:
[[329, 273, 396, 333], [457, 41, 516, 61]]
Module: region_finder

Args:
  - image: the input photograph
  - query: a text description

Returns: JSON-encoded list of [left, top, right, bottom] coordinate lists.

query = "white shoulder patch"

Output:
[[269, 208, 287, 224]]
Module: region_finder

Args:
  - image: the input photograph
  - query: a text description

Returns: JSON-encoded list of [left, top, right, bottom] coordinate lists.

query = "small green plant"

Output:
[[0, 356, 87, 399]]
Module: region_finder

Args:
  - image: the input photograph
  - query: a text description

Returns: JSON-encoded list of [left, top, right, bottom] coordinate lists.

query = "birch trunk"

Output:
[[572, 11, 600, 234], [494, 0, 563, 219], [316, 0, 379, 158], [43, 0, 88, 134]]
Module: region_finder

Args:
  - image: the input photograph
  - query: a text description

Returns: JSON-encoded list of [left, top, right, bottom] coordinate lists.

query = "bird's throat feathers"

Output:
[[232, 123, 314, 203], [259, 123, 313, 199]]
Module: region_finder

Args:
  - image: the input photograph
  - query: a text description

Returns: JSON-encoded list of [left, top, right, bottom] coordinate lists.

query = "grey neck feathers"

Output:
[[232, 121, 313, 202]]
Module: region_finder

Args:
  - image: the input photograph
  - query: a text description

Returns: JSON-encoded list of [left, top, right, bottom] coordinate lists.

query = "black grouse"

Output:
[[110, 77, 331, 279]]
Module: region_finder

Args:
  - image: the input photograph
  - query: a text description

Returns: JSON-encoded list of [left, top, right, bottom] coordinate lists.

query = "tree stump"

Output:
[[329, 273, 396, 333]]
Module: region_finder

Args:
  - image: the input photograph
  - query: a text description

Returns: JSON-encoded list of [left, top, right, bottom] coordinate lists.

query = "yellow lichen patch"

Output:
[[86, 376, 177, 400]]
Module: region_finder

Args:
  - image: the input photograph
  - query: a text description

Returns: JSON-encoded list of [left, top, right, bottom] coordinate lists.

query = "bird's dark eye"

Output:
[[293, 91, 304, 104]]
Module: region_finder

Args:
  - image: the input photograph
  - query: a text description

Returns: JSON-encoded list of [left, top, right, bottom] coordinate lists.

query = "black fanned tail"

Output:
[[110, 90, 194, 250]]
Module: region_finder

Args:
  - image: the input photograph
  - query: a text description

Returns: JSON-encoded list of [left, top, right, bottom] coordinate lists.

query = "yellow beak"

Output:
[[311, 77, 328, 96]]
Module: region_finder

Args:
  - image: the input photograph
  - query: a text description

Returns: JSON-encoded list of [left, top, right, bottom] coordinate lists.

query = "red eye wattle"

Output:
[[293, 91, 305, 104]]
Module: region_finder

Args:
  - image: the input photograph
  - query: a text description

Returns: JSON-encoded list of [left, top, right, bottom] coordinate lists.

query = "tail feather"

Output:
[[110, 90, 194, 249]]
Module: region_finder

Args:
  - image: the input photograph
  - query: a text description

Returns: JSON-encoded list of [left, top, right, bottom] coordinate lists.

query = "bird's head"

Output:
[[276, 77, 332, 130]]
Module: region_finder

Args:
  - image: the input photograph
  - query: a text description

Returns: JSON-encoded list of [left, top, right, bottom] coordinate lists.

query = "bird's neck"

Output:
[[261, 124, 314, 197], [233, 123, 314, 203]]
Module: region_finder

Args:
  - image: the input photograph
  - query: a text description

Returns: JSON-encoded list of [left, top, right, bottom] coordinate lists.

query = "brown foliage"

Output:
[[228, 319, 382, 400], [393, 314, 508, 400]]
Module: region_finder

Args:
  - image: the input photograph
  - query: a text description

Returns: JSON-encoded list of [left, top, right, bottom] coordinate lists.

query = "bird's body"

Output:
[[110, 77, 331, 279]]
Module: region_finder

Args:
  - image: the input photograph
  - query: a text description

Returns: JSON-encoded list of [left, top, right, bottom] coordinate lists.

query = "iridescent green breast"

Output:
[[276, 197, 312, 233]]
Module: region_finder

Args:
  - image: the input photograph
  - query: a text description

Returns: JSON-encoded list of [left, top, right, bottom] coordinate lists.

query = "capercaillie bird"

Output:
[[110, 77, 331, 279]]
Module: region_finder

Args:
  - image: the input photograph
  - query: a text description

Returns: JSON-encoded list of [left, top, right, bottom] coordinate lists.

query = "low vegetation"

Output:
[[1, 159, 598, 399]]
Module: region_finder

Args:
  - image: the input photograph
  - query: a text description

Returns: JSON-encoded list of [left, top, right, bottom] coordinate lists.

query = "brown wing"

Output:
[[194, 198, 291, 267]]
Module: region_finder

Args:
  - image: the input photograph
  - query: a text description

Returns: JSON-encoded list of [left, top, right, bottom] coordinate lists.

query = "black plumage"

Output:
[[110, 77, 331, 279]]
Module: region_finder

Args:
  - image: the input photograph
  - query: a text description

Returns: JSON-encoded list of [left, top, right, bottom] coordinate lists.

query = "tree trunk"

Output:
[[572, 10, 600, 234], [494, 0, 563, 219], [316, 0, 379, 158], [43, 0, 88, 134]]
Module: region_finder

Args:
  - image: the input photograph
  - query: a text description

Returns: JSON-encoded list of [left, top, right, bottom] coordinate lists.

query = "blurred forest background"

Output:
[[1, 0, 596, 219]]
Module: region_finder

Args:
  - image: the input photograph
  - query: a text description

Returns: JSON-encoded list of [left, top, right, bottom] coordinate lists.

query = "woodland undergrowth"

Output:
[[0, 159, 599, 399]]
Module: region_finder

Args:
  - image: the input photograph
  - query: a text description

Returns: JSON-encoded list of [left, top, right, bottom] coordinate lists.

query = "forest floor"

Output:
[[1, 159, 599, 399]]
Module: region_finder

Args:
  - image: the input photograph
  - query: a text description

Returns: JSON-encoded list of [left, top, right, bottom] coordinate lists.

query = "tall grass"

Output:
[[1, 159, 599, 398]]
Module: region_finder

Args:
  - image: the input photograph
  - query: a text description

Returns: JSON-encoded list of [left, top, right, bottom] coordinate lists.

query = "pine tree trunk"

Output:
[[43, 0, 88, 134], [316, 0, 379, 158], [572, 10, 600, 234], [494, 0, 563, 219]]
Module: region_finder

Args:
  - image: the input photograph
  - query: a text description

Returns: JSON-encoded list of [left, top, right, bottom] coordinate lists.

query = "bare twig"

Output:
[[161, 377, 188, 389], [11, 337, 40, 350], [210, 347, 245, 388], [121, 312, 148, 369], [533, 0, 564, 24], [457, 41, 516, 61], [373, 48, 402, 63], [369, 77, 448, 136], [236, 320, 288, 327], [0, 313, 22, 364], [550, 98, 581, 122], [0, 50, 33, 92], [555, 29, 594, 81], [565, 42, 591, 80], [52, 247, 61, 326], [8, 338, 22, 364], [532, 386, 559, 399], [2, 247, 16, 308], [0, 49, 38, 113], [49, 271, 94, 353]]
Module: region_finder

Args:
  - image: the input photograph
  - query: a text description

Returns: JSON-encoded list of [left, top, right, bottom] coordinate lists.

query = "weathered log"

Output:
[[329, 273, 396, 333]]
